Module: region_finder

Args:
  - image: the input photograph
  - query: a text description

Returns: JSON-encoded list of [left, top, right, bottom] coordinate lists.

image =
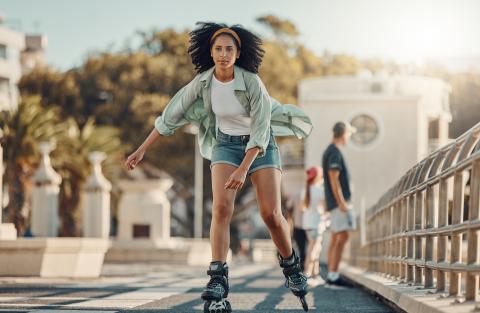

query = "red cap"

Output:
[[306, 166, 322, 184]]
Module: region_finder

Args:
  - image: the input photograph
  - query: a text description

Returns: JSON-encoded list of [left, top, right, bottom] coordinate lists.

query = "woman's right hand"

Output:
[[125, 149, 145, 170]]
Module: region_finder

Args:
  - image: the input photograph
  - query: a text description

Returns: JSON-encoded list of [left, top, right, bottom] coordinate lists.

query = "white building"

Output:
[[295, 72, 451, 212], [0, 25, 24, 111], [0, 22, 46, 111], [21, 34, 48, 74]]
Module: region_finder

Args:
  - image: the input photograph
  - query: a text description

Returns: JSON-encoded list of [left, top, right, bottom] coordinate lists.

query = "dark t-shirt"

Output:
[[322, 143, 351, 211]]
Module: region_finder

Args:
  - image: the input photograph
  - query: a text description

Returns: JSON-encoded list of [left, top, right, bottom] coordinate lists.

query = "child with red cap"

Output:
[[302, 166, 327, 286]]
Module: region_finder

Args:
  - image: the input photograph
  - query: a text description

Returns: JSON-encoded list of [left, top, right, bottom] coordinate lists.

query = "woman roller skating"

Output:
[[125, 21, 312, 312]]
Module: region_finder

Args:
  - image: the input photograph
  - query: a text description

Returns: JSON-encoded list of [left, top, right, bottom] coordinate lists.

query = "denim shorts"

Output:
[[210, 129, 282, 175]]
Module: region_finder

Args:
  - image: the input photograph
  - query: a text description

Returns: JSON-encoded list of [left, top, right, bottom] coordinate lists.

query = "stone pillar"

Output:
[[0, 140, 17, 239], [82, 152, 112, 238], [31, 142, 62, 237], [117, 178, 173, 241]]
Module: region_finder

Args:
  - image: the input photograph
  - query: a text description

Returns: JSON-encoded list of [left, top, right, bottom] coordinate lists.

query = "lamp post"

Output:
[[184, 124, 203, 238]]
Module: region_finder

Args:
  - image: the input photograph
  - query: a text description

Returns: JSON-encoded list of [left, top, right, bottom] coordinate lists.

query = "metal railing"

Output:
[[351, 121, 480, 300]]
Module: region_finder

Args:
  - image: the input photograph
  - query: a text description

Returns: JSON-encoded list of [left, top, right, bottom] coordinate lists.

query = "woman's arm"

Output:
[[244, 74, 272, 157], [125, 128, 160, 170], [224, 147, 260, 189], [154, 75, 202, 136], [125, 75, 202, 171], [328, 170, 349, 212], [138, 128, 161, 152]]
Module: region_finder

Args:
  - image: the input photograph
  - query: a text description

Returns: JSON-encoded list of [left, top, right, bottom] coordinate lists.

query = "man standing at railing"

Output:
[[323, 121, 356, 287]]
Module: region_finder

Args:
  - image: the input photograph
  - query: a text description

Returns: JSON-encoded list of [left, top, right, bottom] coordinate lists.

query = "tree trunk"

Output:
[[58, 173, 83, 237], [6, 164, 32, 236]]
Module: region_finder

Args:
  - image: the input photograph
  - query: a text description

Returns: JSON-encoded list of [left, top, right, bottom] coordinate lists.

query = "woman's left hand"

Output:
[[225, 167, 248, 190]]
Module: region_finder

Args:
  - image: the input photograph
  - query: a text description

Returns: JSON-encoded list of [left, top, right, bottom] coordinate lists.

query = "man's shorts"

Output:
[[329, 206, 356, 233]]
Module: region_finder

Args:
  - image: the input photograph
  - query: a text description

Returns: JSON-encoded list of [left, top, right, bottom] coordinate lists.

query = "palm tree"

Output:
[[52, 117, 126, 236], [0, 96, 65, 235], [1, 96, 126, 236]]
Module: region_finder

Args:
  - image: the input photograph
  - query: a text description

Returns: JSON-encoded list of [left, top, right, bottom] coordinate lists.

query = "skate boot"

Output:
[[278, 250, 309, 311], [202, 261, 231, 313]]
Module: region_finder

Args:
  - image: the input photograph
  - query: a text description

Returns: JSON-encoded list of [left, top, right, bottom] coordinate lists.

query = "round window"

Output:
[[350, 114, 379, 146]]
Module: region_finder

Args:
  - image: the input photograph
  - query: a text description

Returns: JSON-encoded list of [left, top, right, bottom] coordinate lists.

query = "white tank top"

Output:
[[211, 75, 251, 136]]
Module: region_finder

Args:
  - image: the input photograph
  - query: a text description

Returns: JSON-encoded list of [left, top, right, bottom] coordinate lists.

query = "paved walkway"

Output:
[[0, 262, 394, 312]]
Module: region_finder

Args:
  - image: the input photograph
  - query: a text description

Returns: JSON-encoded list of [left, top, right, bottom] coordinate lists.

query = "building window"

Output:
[[350, 114, 379, 146], [0, 44, 6, 59], [428, 118, 440, 139]]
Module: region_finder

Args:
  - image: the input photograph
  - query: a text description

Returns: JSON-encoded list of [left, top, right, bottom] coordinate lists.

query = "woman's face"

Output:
[[211, 34, 240, 70]]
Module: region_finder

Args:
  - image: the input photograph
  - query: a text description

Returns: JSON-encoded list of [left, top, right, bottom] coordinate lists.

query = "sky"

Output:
[[1, 0, 480, 71]]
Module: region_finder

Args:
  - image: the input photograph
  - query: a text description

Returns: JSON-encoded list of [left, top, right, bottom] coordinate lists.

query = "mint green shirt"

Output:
[[155, 65, 313, 160]]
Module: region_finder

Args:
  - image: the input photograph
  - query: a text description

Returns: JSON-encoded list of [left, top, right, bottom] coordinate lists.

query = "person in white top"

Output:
[[301, 166, 327, 286]]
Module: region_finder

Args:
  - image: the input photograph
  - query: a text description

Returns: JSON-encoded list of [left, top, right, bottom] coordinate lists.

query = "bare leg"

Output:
[[327, 232, 338, 273], [313, 260, 320, 277], [250, 168, 292, 258], [330, 231, 349, 272], [210, 164, 238, 262], [311, 237, 322, 276], [304, 234, 315, 277]]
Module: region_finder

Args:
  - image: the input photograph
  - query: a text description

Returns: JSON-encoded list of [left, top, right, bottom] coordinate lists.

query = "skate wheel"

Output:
[[204, 299, 232, 313], [299, 296, 308, 311]]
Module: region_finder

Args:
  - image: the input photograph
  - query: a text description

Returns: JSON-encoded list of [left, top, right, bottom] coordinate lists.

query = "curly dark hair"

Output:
[[188, 22, 265, 74]]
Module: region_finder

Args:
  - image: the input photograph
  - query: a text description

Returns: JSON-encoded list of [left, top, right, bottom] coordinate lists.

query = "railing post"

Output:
[[414, 190, 424, 285], [400, 198, 407, 281], [396, 202, 403, 278], [388, 206, 393, 277], [466, 160, 480, 301], [369, 215, 379, 272], [424, 183, 437, 288], [449, 171, 465, 296], [385, 209, 389, 275], [391, 204, 395, 277], [381, 211, 385, 274], [370, 214, 374, 272], [376, 213, 380, 273], [437, 177, 449, 292], [407, 195, 415, 283], [392, 202, 401, 278]]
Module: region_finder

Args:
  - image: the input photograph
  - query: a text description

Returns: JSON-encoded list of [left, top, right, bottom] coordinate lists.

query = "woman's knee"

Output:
[[212, 201, 233, 222], [261, 209, 283, 228]]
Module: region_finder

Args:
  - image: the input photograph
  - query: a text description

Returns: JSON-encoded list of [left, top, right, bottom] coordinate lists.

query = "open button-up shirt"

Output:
[[155, 65, 313, 160]]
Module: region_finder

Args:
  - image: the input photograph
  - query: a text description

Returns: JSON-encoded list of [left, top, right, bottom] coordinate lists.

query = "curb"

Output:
[[340, 265, 476, 313]]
